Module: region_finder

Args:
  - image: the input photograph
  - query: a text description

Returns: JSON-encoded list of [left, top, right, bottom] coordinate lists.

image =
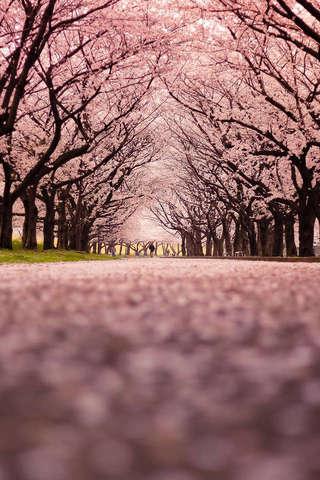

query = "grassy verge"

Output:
[[0, 241, 118, 264]]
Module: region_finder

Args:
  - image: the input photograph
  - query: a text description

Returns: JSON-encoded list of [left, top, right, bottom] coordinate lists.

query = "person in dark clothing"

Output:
[[149, 243, 156, 257]]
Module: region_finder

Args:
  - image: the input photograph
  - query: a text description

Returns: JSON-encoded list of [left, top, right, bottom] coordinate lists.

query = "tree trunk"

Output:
[[75, 224, 82, 251], [299, 206, 315, 256], [74, 198, 87, 251], [234, 217, 250, 255], [43, 191, 56, 250], [213, 237, 223, 256], [223, 221, 232, 256], [285, 217, 297, 257], [21, 185, 38, 250], [0, 198, 13, 249], [186, 234, 195, 256], [296, 168, 316, 256], [68, 229, 76, 250], [181, 234, 186, 256], [205, 233, 212, 256], [257, 219, 271, 256], [81, 225, 90, 252], [272, 215, 284, 257], [194, 231, 203, 256], [247, 221, 258, 256], [57, 198, 68, 249], [233, 219, 241, 254], [0, 165, 14, 249]]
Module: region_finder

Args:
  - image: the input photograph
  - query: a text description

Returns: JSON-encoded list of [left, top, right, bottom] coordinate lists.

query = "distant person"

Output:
[[149, 243, 156, 258]]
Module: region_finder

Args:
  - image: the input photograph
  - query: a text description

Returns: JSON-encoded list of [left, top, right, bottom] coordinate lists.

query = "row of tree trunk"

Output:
[[0, 187, 318, 256], [90, 240, 183, 257], [180, 215, 304, 257], [0, 185, 93, 252]]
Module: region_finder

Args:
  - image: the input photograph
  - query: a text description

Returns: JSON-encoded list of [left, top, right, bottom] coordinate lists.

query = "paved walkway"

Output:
[[0, 259, 320, 480]]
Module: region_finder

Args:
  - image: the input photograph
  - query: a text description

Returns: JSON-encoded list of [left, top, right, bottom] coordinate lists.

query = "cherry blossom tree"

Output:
[[161, 2, 320, 256], [1, 0, 320, 255], [56, 133, 158, 252], [0, 0, 169, 248]]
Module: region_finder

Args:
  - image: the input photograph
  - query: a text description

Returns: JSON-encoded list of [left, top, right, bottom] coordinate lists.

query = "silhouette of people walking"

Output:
[[149, 243, 155, 258]]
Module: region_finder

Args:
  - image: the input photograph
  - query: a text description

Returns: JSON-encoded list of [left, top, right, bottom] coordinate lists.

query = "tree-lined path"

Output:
[[1, 258, 320, 480]]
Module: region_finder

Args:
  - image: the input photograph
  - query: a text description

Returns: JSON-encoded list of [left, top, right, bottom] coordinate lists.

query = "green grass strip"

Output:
[[0, 241, 118, 264]]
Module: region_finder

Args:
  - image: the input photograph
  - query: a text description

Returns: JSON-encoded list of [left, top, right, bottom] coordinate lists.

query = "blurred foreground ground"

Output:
[[0, 258, 320, 480]]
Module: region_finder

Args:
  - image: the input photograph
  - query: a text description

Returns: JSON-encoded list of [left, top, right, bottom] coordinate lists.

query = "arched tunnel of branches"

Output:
[[1, 1, 320, 257]]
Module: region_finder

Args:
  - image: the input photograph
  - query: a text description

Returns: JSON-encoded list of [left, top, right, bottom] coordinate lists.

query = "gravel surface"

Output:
[[0, 258, 320, 480]]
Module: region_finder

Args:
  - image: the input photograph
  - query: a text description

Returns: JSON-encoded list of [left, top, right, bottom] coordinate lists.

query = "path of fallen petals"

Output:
[[0, 258, 320, 480]]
